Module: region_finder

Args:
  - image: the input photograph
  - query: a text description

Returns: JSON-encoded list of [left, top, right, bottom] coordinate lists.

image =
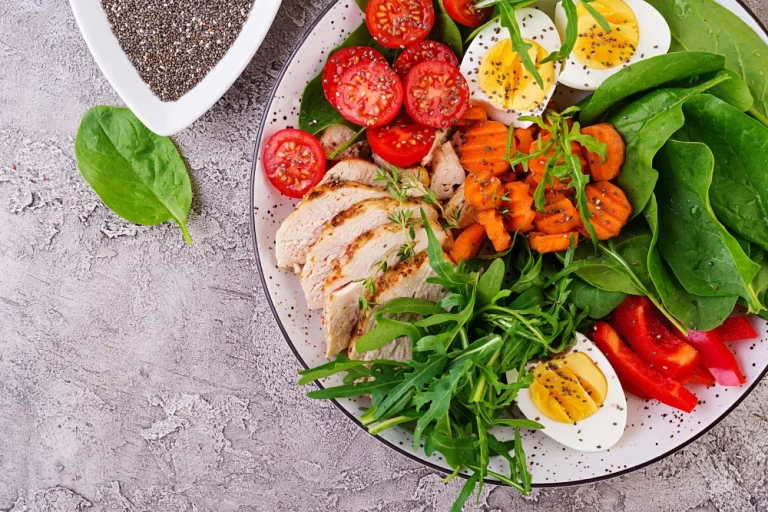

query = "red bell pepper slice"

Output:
[[592, 322, 698, 413], [714, 316, 758, 342], [682, 363, 716, 387], [612, 296, 701, 381], [680, 330, 746, 386]]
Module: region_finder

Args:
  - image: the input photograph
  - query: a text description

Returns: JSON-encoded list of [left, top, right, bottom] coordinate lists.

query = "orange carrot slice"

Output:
[[581, 181, 632, 240], [581, 123, 625, 181], [477, 209, 512, 252], [529, 231, 579, 253], [459, 121, 512, 175], [449, 223, 487, 262]]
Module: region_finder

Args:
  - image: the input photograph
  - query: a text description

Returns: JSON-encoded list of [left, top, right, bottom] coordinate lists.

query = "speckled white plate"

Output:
[[250, 0, 768, 487], [70, 0, 282, 136]]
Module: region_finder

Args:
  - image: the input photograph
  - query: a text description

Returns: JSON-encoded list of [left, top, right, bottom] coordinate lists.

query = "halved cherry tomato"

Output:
[[366, 0, 435, 49], [336, 61, 404, 128], [368, 113, 436, 167], [393, 40, 459, 79], [592, 322, 698, 413], [443, 0, 493, 27], [404, 61, 469, 128], [322, 46, 386, 109], [263, 129, 327, 199]]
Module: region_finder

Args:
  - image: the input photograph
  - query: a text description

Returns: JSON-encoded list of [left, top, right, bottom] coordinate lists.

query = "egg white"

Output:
[[459, 8, 562, 128], [554, 0, 671, 91], [511, 332, 628, 452]]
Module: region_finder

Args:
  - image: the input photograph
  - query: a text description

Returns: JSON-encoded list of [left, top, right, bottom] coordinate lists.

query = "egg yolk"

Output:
[[573, 0, 639, 70], [529, 352, 608, 423], [477, 38, 556, 112]]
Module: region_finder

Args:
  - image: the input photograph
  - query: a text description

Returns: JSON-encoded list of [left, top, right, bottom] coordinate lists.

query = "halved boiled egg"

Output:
[[459, 8, 562, 127], [554, 0, 671, 90], [512, 332, 627, 452]]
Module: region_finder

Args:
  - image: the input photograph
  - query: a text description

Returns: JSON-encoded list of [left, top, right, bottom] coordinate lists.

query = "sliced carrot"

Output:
[[465, 171, 502, 211], [505, 209, 536, 233], [514, 126, 538, 154], [456, 105, 488, 128], [581, 123, 625, 181], [500, 182, 535, 233], [581, 181, 632, 240], [529, 231, 579, 253], [449, 223, 487, 262], [535, 195, 582, 234], [477, 209, 512, 252], [459, 120, 511, 175]]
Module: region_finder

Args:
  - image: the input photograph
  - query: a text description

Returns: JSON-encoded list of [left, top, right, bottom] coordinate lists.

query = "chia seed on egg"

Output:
[[101, 0, 253, 102]]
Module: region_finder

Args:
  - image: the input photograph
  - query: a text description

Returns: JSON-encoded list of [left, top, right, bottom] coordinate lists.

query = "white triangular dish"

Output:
[[70, 0, 282, 135]]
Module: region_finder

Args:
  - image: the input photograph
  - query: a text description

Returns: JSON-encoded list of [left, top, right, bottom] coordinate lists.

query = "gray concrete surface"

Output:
[[2, 0, 768, 510]]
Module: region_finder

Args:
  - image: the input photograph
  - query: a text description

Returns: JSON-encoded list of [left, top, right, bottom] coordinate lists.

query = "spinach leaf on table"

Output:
[[676, 94, 768, 252], [579, 52, 726, 125], [654, 140, 762, 311], [74, 106, 193, 244], [646, 0, 768, 127], [644, 195, 737, 331], [608, 73, 729, 217]]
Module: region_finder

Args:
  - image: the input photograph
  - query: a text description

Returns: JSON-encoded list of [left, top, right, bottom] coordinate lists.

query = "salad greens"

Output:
[[301, 222, 587, 510], [646, 0, 768, 127], [75, 106, 193, 244], [608, 73, 730, 217], [677, 95, 768, 252], [644, 195, 737, 331], [579, 52, 726, 125], [430, 0, 464, 57], [654, 140, 762, 311]]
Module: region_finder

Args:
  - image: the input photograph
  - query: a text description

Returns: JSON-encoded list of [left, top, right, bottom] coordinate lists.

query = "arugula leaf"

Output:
[[581, 0, 611, 33], [498, 2, 543, 89], [540, 0, 577, 64], [449, 472, 481, 512], [306, 379, 401, 399], [477, 258, 506, 305], [74, 106, 193, 244], [413, 360, 472, 449], [374, 354, 449, 420], [297, 353, 401, 385]]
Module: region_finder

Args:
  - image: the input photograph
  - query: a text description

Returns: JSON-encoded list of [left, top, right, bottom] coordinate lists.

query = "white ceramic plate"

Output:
[[250, 0, 768, 486], [70, 0, 282, 136]]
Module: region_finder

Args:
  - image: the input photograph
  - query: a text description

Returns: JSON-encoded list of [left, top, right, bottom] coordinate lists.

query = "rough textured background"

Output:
[[2, 0, 768, 510]]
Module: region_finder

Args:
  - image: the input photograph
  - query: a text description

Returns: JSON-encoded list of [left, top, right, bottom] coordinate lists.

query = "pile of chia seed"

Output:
[[102, 0, 254, 102]]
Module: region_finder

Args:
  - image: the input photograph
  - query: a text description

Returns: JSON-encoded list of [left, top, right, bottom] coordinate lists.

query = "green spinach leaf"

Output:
[[567, 278, 627, 319], [75, 106, 193, 244], [654, 140, 762, 310], [676, 94, 768, 251], [646, 0, 768, 127], [608, 73, 729, 217], [580, 52, 725, 125], [644, 194, 737, 331], [430, 0, 464, 57]]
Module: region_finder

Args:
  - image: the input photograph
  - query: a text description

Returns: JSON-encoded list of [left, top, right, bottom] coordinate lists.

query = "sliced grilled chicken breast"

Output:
[[444, 182, 478, 229], [322, 221, 450, 357], [275, 182, 389, 270], [348, 252, 445, 362], [301, 199, 437, 309], [319, 158, 426, 195], [430, 142, 465, 201], [421, 128, 453, 167]]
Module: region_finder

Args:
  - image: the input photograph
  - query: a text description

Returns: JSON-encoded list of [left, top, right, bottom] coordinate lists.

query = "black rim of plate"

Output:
[[249, 0, 768, 489]]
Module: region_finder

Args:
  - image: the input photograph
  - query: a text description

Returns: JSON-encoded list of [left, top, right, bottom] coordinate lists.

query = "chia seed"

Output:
[[101, 0, 253, 102]]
